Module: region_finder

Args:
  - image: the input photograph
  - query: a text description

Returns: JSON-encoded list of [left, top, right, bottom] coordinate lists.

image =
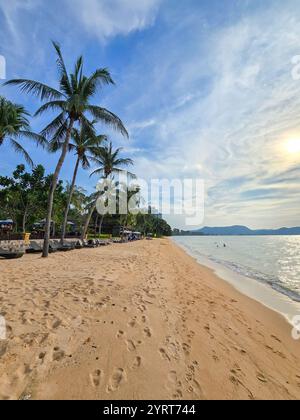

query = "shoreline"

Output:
[[172, 238, 300, 325], [0, 238, 300, 400]]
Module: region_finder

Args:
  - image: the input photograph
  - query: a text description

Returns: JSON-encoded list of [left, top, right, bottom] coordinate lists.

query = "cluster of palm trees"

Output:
[[0, 42, 134, 257]]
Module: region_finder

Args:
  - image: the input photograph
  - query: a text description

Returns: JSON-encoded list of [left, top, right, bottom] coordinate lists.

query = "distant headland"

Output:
[[173, 225, 300, 236]]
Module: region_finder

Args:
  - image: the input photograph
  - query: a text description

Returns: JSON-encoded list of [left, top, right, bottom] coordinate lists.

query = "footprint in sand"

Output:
[[52, 347, 65, 362], [257, 373, 268, 383], [0, 342, 8, 358], [271, 335, 282, 343], [137, 304, 147, 313], [212, 352, 219, 362], [143, 327, 152, 338], [167, 371, 183, 398], [52, 319, 62, 329], [182, 343, 191, 356], [187, 379, 204, 398], [159, 347, 171, 362], [38, 352, 47, 364], [126, 340, 136, 352], [90, 369, 103, 387], [107, 368, 127, 393], [187, 331, 195, 339], [116, 330, 125, 339], [131, 356, 142, 370]]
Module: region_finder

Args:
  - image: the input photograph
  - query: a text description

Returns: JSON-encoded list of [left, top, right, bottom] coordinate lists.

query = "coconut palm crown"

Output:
[[4, 41, 128, 257], [90, 141, 134, 179], [0, 96, 46, 166]]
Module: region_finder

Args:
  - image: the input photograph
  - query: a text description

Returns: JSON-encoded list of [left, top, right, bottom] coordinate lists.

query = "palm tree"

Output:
[[81, 142, 134, 240], [5, 42, 128, 257], [56, 125, 107, 243], [0, 96, 45, 166], [119, 184, 141, 240]]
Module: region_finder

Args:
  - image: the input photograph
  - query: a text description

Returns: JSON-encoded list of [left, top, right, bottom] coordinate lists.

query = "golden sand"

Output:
[[0, 238, 299, 400]]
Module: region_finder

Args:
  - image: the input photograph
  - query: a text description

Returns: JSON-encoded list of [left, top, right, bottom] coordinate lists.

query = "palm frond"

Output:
[[18, 130, 48, 148], [114, 158, 134, 166], [9, 139, 34, 167], [74, 56, 84, 83], [52, 41, 72, 96], [81, 68, 114, 99], [81, 154, 90, 170], [41, 112, 67, 138], [35, 100, 66, 117], [79, 115, 97, 139], [4, 79, 63, 101], [87, 105, 128, 138], [89, 168, 104, 178], [48, 118, 69, 150]]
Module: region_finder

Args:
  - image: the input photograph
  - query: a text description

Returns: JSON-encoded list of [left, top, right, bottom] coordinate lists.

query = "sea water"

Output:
[[173, 236, 300, 320]]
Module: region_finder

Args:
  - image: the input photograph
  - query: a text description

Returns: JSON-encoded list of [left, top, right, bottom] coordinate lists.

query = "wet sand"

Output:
[[0, 238, 299, 400]]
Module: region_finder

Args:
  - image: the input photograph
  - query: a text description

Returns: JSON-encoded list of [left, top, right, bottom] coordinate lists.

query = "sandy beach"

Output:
[[0, 238, 300, 400]]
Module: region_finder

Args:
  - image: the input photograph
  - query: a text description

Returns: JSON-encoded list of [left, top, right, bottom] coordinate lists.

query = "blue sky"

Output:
[[1, 0, 300, 229]]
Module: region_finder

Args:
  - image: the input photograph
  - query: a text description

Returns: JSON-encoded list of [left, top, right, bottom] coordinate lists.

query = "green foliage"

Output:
[[0, 96, 46, 166], [5, 42, 128, 144], [0, 163, 172, 237], [90, 141, 134, 179], [133, 213, 172, 237], [0, 42, 173, 242], [0, 164, 73, 233]]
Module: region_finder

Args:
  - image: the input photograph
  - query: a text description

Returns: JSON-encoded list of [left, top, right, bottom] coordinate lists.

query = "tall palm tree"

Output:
[[5, 42, 128, 257], [0, 96, 45, 166], [119, 184, 141, 240], [56, 125, 107, 243], [81, 142, 134, 240]]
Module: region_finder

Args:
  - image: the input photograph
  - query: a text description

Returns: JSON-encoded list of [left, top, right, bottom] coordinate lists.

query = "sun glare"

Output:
[[285, 138, 300, 154]]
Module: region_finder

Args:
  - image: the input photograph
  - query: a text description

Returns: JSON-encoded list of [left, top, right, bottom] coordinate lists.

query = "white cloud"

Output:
[[0, 0, 39, 41], [1, 0, 300, 229], [70, 0, 161, 41], [128, 118, 157, 131], [121, 4, 300, 229]]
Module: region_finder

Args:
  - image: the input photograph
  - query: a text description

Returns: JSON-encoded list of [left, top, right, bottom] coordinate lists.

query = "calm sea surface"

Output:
[[173, 236, 300, 303]]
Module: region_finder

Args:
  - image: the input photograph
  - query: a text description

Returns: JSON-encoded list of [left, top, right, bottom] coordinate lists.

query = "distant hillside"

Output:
[[174, 225, 300, 236], [198, 226, 252, 235]]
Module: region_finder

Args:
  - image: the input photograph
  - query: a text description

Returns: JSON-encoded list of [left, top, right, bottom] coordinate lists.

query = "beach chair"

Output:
[[49, 241, 59, 253], [0, 248, 25, 259], [75, 240, 84, 249], [86, 239, 97, 248], [26, 241, 43, 254], [54, 240, 74, 252]]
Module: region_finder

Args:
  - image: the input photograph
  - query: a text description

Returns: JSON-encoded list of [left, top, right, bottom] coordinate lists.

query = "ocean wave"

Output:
[[205, 253, 300, 303], [177, 241, 300, 303]]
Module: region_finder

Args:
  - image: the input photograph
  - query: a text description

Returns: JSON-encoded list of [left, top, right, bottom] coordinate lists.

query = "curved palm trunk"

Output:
[[98, 214, 105, 236], [81, 200, 97, 241], [60, 156, 80, 244], [22, 205, 28, 234], [94, 214, 99, 237], [81, 173, 107, 241], [42, 118, 74, 258]]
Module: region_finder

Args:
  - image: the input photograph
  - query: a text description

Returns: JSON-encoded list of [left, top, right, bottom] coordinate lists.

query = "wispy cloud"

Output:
[[117, 1, 300, 228], [70, 0, 161, 41], [1, 0, 300, 229]]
